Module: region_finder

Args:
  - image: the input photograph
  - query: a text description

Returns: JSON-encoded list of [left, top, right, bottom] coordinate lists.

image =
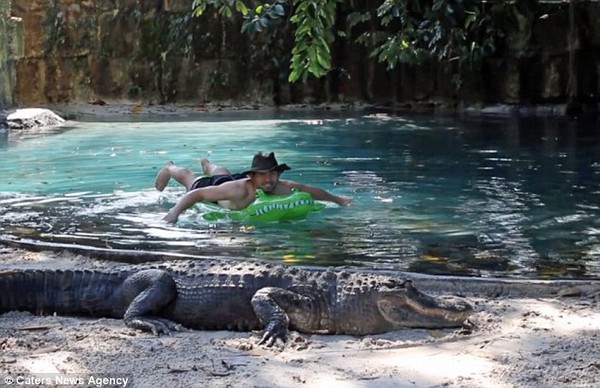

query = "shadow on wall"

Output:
[[0, 17, 12, 107], [0, 0, 23, 108]]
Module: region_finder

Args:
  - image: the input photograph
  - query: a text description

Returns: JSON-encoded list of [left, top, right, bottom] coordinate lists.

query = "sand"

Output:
[[0, 247, 599, 388]]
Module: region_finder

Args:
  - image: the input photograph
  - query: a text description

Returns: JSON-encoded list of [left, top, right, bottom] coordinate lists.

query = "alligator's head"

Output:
[[375, 279, 473, 329]]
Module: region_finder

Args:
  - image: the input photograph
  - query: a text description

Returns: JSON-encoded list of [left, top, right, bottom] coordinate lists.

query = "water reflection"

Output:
[[0, 113, 599, 279]]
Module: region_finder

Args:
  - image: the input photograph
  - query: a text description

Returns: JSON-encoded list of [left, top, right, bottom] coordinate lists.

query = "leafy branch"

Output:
[[191, 0, 536, 85]]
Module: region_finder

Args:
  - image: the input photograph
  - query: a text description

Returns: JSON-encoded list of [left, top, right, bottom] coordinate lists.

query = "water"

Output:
[[1, 111, 599, 279]]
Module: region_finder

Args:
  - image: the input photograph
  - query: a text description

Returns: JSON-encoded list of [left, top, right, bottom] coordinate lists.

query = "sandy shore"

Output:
[[1, 247, 599, 388]]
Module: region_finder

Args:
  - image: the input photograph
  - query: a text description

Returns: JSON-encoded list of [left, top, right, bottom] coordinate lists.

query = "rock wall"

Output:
[[0, 0, 23, 108], [11, 0, 282, 106], [7, 0, 600, 109]]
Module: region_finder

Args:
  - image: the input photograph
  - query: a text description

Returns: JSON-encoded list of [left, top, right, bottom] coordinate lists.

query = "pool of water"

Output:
[[1, 111, 599, 279]]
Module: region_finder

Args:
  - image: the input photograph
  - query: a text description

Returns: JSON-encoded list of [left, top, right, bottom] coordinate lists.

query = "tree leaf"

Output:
[[288, 69, 299, 82], [273, 4, 285, 16], [308, 60, 324, 76], [192, 2, 206, 17], [316, 50, 331, 70], [220, 6, 232, 18], [236, 1, 248, 16], [307, 45, 318, 64]]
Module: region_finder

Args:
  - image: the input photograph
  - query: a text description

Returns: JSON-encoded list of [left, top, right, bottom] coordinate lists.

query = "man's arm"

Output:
[[163, 181, 249, 223], [281, 180, 352, 206]]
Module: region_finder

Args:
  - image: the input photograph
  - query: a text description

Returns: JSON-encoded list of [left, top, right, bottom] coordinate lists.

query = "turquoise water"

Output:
[[1, 111, 599, 278]]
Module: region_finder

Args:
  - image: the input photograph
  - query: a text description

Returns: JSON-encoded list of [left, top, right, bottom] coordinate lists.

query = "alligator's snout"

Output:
[[377, 280, 473, 328]]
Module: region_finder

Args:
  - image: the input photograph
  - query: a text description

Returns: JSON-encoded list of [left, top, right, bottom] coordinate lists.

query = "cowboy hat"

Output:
[[245, 152, 291, 174]]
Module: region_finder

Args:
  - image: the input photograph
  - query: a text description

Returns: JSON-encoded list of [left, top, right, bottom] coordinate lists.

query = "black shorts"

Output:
[[190, 173, 247, 190]]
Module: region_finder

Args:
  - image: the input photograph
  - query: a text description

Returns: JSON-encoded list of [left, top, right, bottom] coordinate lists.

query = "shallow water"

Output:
[[1, 111, 599, 278]]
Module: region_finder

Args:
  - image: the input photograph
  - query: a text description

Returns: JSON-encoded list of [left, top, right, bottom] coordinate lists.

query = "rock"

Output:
[[6, 108, 65, 130]]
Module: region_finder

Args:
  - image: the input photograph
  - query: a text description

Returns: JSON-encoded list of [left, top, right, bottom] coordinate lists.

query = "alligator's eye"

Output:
[[381, 279, 404, 288], [382, 280, 396, 288], [382, 278, 409, 289]]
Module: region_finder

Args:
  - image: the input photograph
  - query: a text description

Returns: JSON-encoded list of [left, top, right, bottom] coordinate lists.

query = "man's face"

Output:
[[252, 170, 280, 192]]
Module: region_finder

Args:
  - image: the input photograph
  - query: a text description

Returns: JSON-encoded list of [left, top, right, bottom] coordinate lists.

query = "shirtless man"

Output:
[[155, 152, 351, 223]]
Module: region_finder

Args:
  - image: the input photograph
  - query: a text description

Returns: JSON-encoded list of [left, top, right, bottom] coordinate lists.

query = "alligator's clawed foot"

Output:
[[125, 317, 185, 335], [258, 320, 288, 347], [457, 318, 478, 335]]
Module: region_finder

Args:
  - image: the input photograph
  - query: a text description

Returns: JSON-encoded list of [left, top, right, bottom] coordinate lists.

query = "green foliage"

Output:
[[192, 0, 336, 82], [240, 1, 285, 33], [369, 1, 528, 67], [192, 0, 248, 18], [288, 0, 336, 82], [191, 0, 537, 85]]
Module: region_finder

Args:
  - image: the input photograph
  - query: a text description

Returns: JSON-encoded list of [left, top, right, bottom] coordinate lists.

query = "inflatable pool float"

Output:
[[201, 189, 325, 222]]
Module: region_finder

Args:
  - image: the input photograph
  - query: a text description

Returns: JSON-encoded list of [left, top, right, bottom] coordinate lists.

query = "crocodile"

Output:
[[0, 259, 472, 345]]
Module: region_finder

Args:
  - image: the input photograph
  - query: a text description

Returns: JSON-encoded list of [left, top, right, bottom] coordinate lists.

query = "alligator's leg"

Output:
[[120, 269, 182, 335], [251, 287, 313, 346]]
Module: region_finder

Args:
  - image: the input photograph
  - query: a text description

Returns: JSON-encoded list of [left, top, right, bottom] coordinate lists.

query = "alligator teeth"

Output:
[[246, 196, 319, 219]]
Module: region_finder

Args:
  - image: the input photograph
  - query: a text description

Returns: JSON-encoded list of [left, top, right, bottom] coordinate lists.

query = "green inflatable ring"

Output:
[[201, 188, 325, 222]]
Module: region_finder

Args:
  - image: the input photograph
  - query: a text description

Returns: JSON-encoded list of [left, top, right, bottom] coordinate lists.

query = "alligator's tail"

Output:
[[0, 269, 128, 318]]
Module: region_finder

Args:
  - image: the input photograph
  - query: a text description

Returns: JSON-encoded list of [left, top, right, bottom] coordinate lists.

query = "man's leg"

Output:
[[200, 158, 231, 176], [155, 161, 198, 191]]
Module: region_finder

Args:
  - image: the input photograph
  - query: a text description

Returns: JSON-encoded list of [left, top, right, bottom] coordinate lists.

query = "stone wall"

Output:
[[11, 0, 281, 106], [0, 0, 23, 108], [7, 0, 600, 109]]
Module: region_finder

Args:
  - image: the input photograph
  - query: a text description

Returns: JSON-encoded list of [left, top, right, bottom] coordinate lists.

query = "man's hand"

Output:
[[162, 208, 179, 223], [335, 195, 352, 206]]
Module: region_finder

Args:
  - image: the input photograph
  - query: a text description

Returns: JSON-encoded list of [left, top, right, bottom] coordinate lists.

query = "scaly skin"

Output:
[[0, 260, 473, 345]]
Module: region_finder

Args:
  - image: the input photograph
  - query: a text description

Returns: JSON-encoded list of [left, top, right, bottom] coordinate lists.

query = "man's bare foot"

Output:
[[155, 161, 174, 191], [200, 159, 211, 175]]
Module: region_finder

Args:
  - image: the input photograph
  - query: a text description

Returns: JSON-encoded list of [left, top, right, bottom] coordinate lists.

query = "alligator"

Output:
[[0, 259, 473, 345]]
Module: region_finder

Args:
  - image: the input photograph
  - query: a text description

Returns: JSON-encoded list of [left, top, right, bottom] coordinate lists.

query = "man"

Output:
[[155, 152, 352, 223]]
